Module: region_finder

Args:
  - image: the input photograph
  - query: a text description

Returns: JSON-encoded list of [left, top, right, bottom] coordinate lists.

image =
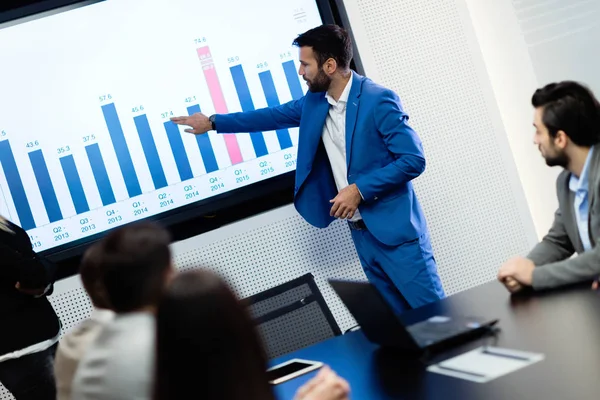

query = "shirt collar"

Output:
[[325, 73, 353, 107], [90, 308, 115, 323], [569, 147, 594, 193]]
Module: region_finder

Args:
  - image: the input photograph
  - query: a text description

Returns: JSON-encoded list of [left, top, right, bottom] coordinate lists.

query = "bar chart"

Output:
[[0, 44, 306, 251], [0, 0, 321, 252]]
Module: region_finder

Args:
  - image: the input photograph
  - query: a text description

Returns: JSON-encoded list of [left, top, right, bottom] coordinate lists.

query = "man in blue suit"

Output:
[[172, 25, 445, 314]]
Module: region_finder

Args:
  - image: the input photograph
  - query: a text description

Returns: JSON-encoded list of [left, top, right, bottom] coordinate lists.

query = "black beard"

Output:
[[306, 70, 332, 92], [544, 152, 569, 168]]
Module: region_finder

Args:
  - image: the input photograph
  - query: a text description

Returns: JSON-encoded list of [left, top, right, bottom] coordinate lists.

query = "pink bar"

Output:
[[197, 46, 243, 165]]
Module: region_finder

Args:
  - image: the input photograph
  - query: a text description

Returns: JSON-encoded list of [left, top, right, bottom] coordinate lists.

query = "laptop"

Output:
[[329, 279, 498, 354]]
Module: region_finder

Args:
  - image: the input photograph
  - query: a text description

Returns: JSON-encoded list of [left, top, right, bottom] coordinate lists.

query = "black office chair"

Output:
[[243, 273, 342, 359]]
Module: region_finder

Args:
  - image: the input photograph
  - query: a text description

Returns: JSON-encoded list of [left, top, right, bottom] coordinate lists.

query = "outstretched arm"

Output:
[[171, 97, 305, 134]]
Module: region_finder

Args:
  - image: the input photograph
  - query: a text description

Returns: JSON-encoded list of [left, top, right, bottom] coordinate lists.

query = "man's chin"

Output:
[[544, 158, 567, 168], [307, 85, 326, 93]]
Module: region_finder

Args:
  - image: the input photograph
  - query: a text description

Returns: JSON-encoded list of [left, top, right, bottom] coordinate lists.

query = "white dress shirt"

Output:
[[55, 308, 115, 400], [72, 312, 155, 400], [322, 73, 362, 221]]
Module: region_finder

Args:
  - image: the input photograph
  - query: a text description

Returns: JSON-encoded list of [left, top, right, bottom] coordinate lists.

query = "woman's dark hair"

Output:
[[531, 81, 600, 147], [293, 24, 353, 69], [98, 222, 171, 312], [154, 269, 275, 400]]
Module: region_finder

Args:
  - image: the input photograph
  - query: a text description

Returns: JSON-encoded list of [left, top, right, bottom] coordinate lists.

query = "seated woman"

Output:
[[154, 269, 350, 400], [54, 243, 115, 400]]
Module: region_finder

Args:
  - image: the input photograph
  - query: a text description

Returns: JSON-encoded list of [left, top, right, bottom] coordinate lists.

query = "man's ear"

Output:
[[554, 130, 569, 149], [323, 58, 337, 75]]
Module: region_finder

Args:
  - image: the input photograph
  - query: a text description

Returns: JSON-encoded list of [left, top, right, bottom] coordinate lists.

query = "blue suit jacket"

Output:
[[216, 71, 428, 246]]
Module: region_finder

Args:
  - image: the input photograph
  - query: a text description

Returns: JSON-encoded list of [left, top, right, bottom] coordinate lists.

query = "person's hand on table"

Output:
[[294, 366, 350, 400], [501, 277, 523, 293], [497, 256, 535, 293]]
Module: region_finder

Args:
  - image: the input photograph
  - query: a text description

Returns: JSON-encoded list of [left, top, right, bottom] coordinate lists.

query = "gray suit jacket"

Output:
[[529, 146, 600, 289]]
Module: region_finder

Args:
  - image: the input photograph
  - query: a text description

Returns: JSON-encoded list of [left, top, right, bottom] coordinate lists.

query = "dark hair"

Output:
[[79, 243, 111, 309], [98, 222, 171, 313], [531, 81, 600, 147], [293, 24, 353, 69], [154, 269, 274, 400]]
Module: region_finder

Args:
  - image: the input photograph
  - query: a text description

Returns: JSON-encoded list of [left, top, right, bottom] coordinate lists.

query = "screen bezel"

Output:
[[0, 0, 364, 279]]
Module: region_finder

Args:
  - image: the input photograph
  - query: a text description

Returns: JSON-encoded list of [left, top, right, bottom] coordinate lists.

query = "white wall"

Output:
[[461, 0, 559, 239]]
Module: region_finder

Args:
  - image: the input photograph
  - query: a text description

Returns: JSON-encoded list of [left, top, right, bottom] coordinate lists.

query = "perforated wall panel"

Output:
[[47, 206, 365, 332], [170, 207, 366, 330]]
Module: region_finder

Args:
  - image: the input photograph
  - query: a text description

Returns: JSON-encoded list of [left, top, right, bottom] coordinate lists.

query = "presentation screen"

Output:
[[0, 0, 325, 253]]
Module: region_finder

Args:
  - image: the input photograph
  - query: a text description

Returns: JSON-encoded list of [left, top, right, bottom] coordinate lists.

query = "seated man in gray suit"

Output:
[[72, 223, 174, 400], [498, 81, 600, 292], [55, 243, 115, 400]]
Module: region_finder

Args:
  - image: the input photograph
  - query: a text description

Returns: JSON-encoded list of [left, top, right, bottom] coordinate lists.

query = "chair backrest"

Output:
[[243, 273, 341, 359]]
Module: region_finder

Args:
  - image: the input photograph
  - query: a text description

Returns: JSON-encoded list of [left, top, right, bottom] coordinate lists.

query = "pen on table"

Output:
[[435, 364, 487, 378], [482, 348, 531, 361]]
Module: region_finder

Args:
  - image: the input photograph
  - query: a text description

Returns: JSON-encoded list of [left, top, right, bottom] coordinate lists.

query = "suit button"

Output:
[[374, 196, 378, 201]]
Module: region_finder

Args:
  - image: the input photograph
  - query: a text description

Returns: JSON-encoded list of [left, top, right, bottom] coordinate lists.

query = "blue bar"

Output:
[[258, 71, 293, 150], [28, 150, 62, 223], [187, 105, 219, 173], [60, 155, 89, 214], [164, 121, 193, 181], [282, 60, 304, 100], [101, 103, 142, 197], [0, 140, 35, 230], [230, 64, 268, 158], [85, 144, 116, 206], [134, 114, 168, 189]]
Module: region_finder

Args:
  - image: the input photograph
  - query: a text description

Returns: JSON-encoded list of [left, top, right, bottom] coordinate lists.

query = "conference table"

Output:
[[271, 281, 600, 399]]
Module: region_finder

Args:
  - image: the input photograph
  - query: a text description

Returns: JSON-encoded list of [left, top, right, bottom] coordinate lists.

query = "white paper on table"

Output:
[[427, 346, 544, 383]]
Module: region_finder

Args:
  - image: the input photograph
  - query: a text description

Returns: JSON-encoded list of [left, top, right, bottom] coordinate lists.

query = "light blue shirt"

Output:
[[569, 148, 594, 251]]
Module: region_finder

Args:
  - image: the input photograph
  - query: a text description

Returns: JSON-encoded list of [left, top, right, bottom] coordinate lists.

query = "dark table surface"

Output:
[[271, 281, 600, 399]]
